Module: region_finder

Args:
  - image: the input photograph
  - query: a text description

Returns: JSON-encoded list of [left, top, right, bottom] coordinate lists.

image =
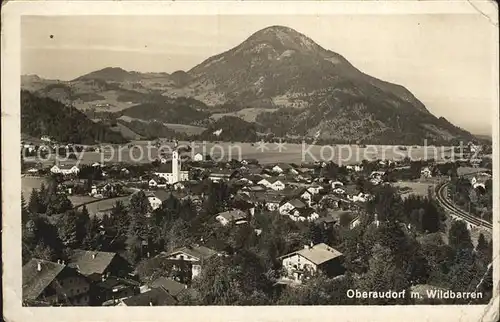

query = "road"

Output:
[[435, 181, 492, 230]]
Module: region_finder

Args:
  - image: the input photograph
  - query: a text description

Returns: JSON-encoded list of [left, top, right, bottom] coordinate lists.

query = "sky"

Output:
[[21, 14, 497, 135]]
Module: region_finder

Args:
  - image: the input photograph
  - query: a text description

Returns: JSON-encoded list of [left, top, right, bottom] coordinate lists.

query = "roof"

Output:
[[280, 243, 343, 266], [55, 164, 79, 170], [22, 259, 66, 301], [283, 198, 307, 209], [145, 190, 172, 202], [296, 207, 317, 217], [149, 277, 187, 297], [67, 249, 116, 276], [274, 163, 293, 170], [167, 245, 218, 261], [96, 276, 140, 290], [121, 287, 177, 306], [216, 209, 247, 222], [253, 191, 284, 204], [267, 177, 284, 184]]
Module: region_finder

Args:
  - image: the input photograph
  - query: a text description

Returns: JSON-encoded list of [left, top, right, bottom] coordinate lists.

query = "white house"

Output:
[[215, 209, 248, 226], [164, 245, 219, 279], [279, 243, 344, 282], [289, 207, 319, 222], [193, 153, 204, 162], [144, 190, 171, 211], [279, 199, 307, 215], [420, 167, 432, 179], [153, 151, 189, 184], [50, 164, 80, 175], [40, 135, 52, 143], [257, 177, 285, 191], [330, 181, 344, 189], [299, 189, 313, 206], [346, 165, 363, 172], [306, 185, 323, 195]]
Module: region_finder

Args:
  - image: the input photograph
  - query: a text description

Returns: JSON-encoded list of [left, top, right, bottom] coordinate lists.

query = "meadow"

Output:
[[25, 141, 458, 166]]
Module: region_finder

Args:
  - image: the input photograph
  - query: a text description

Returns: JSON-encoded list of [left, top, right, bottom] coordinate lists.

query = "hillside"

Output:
[[116, 97, 211, 126], [21, 90, 127, 144], [197, 116, 260, 142]]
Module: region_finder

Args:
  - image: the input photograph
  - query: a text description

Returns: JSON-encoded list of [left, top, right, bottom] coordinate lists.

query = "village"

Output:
[[21, 135, 494, 306]]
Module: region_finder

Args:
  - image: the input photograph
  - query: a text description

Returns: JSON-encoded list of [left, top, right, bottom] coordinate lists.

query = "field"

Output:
[[68, 195, 99, 207], [210, 107, 278, 123], [24, 142, 458, 166], [74, 195, 130, 216], [391, 181, 435, 199]]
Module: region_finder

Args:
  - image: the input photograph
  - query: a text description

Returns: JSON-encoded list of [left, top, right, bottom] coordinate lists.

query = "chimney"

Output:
[[57, 259, 61, 264], [185, 284, 188, 289], [92, 253, 96, 259], [310, 241, 314, 248], [37, 262, 42, 272], [304, 245, 310, 250], [149, 302, 153, 306]]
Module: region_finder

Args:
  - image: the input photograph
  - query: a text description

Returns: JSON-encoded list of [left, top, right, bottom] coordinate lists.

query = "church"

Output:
[[153, 151, 189, 184]]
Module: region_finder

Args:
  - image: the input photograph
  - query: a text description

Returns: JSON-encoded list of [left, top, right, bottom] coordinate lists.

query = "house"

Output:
[[40, 135, 52, 142], [95, 276, 140, 306], [289, 207, 319, 222], [330, 181, 344, 189], [346, 164, 363, 172], [149, 176, 168, 189], [279, 198, 307, 215], [118, 287, 177, 306], [50, 164, 80, 175], [298, 188, 314, 206], [420, 167, 432, 179], [370, 171, 386, 179], [143, 277, 198, 301], [67, 250, 131, 283], [270, 163, 297, 174], [144, 190, 172, 210], [253, 192, 285, 211], [209, 169, 239, 182], [26, 168, 39, 175], [22, 258, 90, 306], [258, 177, 286, 191], [279, 243, 344, 282], [153, 151, 189, 184], [164, 245, 219, 279], [193, 153, 204, 162], [348, 192, 370, 203], [215, 209, 248, 226], [306, 184, 323, 195]]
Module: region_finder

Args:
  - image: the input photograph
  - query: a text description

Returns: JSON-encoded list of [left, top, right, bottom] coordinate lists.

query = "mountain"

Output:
[[179, 25, 474, 144], [21, 25, 476, 144], [21, 90, 127, 144]]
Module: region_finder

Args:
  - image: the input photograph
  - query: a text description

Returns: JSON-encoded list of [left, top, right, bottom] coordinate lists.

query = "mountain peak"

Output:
[[243, 25, 322, 54]]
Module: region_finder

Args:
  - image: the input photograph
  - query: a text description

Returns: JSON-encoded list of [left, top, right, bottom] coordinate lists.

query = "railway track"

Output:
[[435, 182, 492, 230]]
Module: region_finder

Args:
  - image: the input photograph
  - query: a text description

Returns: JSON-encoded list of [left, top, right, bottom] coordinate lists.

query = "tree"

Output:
[[475, 233, 491, 265], [129, 191, 152, 215], [448, 220, 473, 251], [46, 194, 73, 216], [355, 244, 410, 305], [58, 211, 79, 248], [277, 273, 355, 305], [21, 193, 30, 225], [82, 216, 104, 250], [191, 250, 272, 305], [447, 248, 481, 303], [28, 189, 44, 214]]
